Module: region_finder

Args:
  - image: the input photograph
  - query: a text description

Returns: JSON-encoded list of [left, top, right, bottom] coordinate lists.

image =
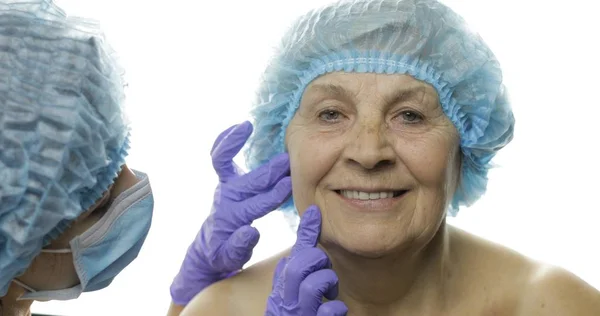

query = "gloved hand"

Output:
[[266, 205, 348, 316], [170, 121, 292, 306]]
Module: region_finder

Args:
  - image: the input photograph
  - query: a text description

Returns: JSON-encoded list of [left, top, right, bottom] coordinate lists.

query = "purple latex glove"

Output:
[[170, 121, 292, 305], [266, 205, 348, 316]]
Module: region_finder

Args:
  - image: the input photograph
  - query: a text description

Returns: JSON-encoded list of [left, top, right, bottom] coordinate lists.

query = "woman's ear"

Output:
[[110, 164, 139, 198], [450, 151, 463, 198]]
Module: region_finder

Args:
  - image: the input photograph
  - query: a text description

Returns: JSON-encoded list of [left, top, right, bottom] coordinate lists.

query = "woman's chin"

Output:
[[320, 228, 406, 259]]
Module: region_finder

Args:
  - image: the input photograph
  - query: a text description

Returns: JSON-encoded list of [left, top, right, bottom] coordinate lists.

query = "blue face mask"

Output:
[[13, 170, 154, 301]]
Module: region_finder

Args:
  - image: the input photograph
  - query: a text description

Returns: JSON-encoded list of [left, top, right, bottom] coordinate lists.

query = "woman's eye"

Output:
[[400, 111, 423, 123], [319, 110, 342, 122]]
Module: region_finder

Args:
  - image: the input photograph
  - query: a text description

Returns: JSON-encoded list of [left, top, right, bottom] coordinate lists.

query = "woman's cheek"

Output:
[[288, 129, 345, 212]]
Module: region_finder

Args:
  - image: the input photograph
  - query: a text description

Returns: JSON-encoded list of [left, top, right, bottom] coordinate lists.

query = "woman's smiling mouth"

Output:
[[333, 189, 409, 211]]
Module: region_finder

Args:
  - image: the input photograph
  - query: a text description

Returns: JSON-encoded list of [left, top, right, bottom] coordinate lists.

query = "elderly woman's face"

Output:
[[285, 72, 461, 257]]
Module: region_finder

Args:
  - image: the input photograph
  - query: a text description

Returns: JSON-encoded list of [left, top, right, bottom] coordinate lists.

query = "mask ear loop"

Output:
[[11, 279, 36, 293], [40, 249, 72, 254], [11, 248, 73, 296]]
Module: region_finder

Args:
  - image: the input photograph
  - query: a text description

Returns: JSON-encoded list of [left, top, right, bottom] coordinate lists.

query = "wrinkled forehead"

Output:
[[302, 72, 441, 106], [307, 72, 436, 92]]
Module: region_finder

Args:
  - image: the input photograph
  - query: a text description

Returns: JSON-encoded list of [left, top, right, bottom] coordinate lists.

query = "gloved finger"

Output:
[[211, 121, 253, 182], [229, 153, 290, 197], [298, 269, 340, 311], [317, 300, 349, 316], [291, 205, 321, 256], [272, 257, 288, 292], [235, 177, 292, 224], [220, 225, 260, 271], [283, 247, 331, 306], [210, 123, 239, 155]]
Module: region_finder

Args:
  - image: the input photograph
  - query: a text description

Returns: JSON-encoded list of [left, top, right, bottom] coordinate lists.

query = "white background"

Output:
[[31, 0, 600, 315]]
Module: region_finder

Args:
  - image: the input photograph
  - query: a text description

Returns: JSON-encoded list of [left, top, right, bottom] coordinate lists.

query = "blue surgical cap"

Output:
[[0, 0, 129, 295], [245, 0, 515, 217]]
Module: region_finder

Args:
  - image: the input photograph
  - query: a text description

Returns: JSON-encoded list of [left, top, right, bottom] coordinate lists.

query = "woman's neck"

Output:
[[321, 222, 457, 315], [1, 283, 33, 316]]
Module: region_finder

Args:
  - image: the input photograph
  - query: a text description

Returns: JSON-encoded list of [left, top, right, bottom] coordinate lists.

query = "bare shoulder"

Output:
[[179, 276, 236, 316], [449, 226, 538, 314], [517, 264, 600, 315], [450, 226, 600, 315], [180, 249, 289, 316], [450, 225, 538, 284]]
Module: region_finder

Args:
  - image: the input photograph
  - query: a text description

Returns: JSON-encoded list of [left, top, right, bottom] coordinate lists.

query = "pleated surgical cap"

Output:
[[245, 0, 515, 216], [0, 0, 129, 295]]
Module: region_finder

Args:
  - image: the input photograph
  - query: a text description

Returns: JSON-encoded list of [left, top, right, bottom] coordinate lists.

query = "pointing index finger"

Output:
[[211, 121, 253, 181], [210, 123, 239, 155], [291, 205, 322, 256]]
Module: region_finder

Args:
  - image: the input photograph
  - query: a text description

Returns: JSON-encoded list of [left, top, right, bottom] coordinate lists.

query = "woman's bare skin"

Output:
[[182, 225, 600, 316]]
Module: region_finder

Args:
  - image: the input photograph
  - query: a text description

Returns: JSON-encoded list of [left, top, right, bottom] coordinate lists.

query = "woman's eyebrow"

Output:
[[382, 86, 428, 106], [306, 83, 355, 102]]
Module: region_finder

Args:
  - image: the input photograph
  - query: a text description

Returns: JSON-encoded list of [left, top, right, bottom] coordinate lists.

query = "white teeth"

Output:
[[341, 190, 396, 200]]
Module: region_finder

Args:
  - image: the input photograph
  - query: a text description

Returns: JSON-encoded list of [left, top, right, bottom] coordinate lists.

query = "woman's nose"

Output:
[[341, 121, 396, 171]]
